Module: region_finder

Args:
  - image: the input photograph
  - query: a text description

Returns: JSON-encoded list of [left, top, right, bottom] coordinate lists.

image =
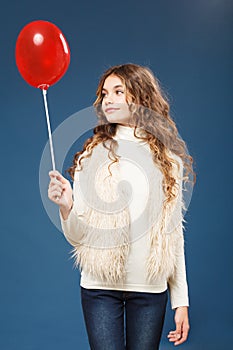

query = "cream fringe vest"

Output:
[[71, 140, 186, 284]]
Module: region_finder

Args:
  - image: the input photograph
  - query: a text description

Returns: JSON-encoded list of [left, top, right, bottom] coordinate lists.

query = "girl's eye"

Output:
[[101, 90, 124, 98]]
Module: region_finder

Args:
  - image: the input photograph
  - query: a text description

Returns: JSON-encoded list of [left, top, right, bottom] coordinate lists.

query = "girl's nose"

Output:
[[105, 94, 114, 105]]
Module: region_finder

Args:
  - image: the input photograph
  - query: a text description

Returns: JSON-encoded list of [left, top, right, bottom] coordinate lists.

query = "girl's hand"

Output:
[[48, 170, 73, 219], [167, 306, 190, 346]]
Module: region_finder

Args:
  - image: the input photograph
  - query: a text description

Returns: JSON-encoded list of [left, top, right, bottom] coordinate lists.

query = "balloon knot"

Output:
[[39, 84, 49, 90]]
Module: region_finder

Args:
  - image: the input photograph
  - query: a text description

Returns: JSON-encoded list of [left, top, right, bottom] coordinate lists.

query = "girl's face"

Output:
[[101, 75, 132, 125]]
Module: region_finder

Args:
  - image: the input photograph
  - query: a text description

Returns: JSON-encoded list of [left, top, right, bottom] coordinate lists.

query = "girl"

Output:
[[48, 63, 195, 349]]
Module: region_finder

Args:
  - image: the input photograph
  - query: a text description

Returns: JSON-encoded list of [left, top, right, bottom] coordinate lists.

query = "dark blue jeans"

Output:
[[81, 286, 168, 350]]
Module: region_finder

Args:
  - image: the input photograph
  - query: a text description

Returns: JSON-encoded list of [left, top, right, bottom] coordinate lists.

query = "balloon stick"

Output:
[[42, 89, 56, 171]]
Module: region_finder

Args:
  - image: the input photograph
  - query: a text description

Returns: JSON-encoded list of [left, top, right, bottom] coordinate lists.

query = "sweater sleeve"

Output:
[[59, 205, 87, 247], [167, 229, 190, 310], [167, 154, 190, 310]]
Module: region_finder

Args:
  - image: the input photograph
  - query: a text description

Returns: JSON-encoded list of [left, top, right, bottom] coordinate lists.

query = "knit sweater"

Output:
[[60, 124, 189, 310]]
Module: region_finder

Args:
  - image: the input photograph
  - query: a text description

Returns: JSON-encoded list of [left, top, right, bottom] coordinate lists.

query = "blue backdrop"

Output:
[[0, 1, 232, 349]]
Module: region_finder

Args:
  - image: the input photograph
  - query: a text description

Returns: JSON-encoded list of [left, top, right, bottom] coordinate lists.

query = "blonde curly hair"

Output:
[[67, 63, 196, 205]]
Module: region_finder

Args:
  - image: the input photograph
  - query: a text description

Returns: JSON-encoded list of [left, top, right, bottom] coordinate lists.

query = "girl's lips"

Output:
[[105, 108, 120, 113]]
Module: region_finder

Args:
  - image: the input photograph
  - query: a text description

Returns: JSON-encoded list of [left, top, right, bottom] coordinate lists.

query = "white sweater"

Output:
[[60, 124, 189, 310]]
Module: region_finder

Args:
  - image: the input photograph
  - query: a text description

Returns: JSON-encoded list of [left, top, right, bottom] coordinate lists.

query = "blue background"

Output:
[[0, 1, 232, 349]]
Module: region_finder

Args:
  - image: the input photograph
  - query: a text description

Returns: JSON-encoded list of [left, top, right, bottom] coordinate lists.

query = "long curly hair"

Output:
[[67, 63, 196, 205]]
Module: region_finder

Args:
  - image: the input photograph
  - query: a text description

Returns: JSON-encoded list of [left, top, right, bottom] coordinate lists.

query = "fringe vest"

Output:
[[71, 139, 186, 284]]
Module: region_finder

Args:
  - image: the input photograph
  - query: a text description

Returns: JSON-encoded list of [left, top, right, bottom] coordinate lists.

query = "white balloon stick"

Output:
[[42, 89, 56, 171]]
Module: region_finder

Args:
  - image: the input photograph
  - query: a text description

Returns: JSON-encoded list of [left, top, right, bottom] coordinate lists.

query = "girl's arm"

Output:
[[167, 154, 189, 310], [48, 170, 87, 246], [166, 153, 190, 345], [165, 152, 189, 309], [59, 204, 87, 247]]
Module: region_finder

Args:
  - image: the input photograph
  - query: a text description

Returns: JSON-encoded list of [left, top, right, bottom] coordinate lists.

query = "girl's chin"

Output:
[[106, 117, 118, 123], [106, 117, 129, 124]]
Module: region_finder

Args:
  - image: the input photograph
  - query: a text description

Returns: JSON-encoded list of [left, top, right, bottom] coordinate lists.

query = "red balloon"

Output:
[[15, 20, 70, 90]]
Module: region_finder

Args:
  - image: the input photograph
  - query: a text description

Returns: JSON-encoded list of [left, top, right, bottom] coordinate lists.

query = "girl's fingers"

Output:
[[167, 330, 188, 345], [50, 190, 62, 198], [167, 330, 182, 343], [49, 170, 61, 178], [49, 171, 68, 185], [167, 331, 176, 337], [167, 333, 181, 339], [48, 184, 63, 199], [174, 328, 189, 345], [49, 183, 63, 192], [49, 177, 62, 186], [49, 179, 67, 192]]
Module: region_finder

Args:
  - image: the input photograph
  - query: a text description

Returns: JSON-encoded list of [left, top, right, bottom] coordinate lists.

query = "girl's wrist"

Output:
[[60, 201, 73, 220]]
